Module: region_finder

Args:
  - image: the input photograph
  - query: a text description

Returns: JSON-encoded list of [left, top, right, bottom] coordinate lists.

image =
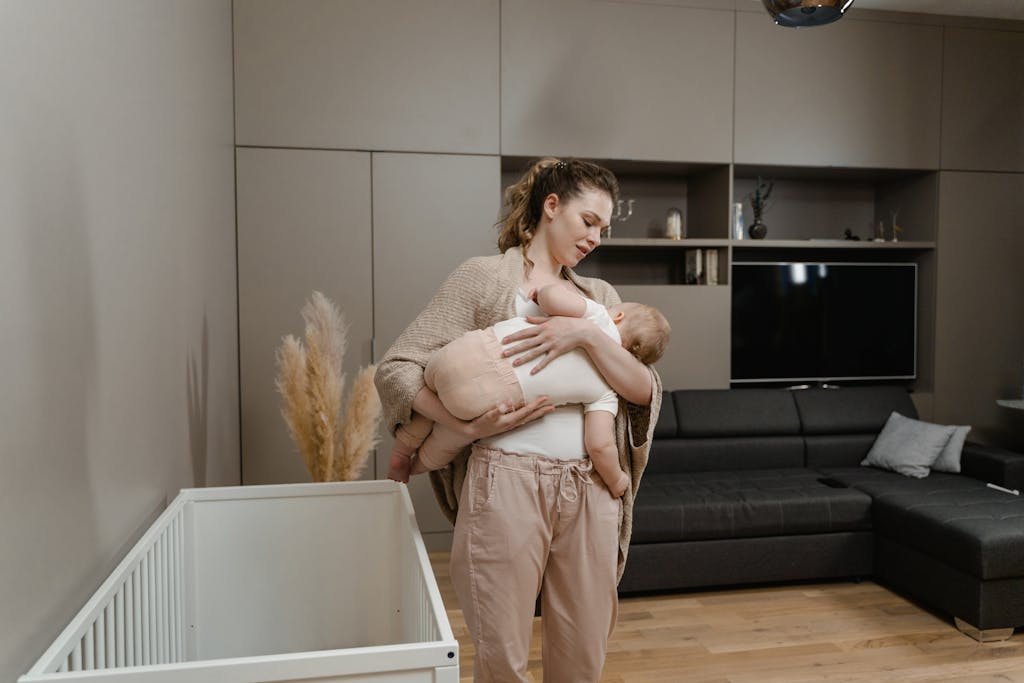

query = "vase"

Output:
[[748, 220, 767, 240]]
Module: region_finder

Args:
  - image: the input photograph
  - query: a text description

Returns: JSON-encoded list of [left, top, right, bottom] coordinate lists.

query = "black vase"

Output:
[[748, 220, 767, 240]]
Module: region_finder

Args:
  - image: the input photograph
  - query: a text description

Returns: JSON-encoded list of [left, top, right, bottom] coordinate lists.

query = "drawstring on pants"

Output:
[[555, 460, 593, 513]]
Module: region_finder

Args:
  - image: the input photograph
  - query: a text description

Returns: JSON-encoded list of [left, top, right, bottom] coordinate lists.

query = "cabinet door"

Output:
[[617, 285, 731, 390], [234, 0, 499, 154], [372, 153, 501, 546], [735, 13, 942, 169], [501, 0, 734, 163], [934, 172, 1024, 451], [942, 28, 1024, 173], [237, 148, 374, 485]]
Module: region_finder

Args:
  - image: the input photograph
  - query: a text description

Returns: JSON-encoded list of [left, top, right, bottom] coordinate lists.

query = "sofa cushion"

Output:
[[793, 386, 918, 435], [647, 436, 805, 475], [672, 389, 800, 438], [861, 412, 958, 478], [819, 467, 1024, 580], [632, 469, 873, 544], [654, 391, 677, 439], [805, 434, 878, 469], [931, 424, 971, 474]]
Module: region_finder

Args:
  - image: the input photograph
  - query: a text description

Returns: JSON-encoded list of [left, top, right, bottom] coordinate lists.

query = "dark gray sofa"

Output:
[[620, 386, 1024, 640]]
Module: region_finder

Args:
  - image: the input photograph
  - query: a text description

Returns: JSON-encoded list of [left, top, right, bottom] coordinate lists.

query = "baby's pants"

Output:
[[397, 328, 524, 469], [450, 445, 621, 682]]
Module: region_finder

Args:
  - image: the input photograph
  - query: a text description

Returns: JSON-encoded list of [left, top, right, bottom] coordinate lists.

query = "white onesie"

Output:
[[479, 293, 619, 459]]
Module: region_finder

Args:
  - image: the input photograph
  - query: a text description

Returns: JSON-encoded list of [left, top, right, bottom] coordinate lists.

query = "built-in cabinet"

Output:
[[371, 153, 502, 536], [734, 13, 943, 169], [941, 28, 1024, 172], [236, 148, 374, 485], [233, 0, 500, 153], [934, 172, 1024, 450], [233, 1, 1024, 534], [500, 0, 734, 162]]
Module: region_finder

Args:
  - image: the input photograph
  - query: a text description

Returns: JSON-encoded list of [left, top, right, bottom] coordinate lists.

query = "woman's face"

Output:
[[541, 187, 614, 268]]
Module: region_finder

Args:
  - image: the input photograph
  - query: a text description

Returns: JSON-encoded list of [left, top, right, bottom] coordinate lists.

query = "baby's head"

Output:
[[607, 302, 670, 365]]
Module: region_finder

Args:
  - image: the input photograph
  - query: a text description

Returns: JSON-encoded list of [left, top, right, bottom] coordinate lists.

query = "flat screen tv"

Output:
[[731, 261, 917, 384]]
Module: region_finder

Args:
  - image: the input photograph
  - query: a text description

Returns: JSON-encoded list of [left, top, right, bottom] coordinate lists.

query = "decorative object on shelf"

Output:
[[732, 202, 745, 240], [665, 207, 683, 240], [890, 208, 904, 242], [746, 176, 774, 240], [275, 291, 382, 482], [843, 228, 860, 241], [872, 219, 886, 242], [762, 0, 855, 27], [613, 198, 635, 223]]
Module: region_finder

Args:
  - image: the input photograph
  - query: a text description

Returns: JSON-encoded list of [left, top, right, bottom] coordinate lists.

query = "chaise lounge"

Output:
[[620, 385, 1024, 641]]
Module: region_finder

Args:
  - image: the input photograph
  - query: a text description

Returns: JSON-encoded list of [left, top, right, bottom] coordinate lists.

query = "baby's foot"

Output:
[[606, 471, 629, 498], [386, 450, 412, 483]]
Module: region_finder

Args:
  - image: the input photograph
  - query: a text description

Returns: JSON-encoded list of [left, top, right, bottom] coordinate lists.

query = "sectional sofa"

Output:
[[620, 386, 1024, 641]]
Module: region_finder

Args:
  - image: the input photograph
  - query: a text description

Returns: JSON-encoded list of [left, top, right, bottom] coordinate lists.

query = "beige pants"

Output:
[[450, 445, 621, 682]]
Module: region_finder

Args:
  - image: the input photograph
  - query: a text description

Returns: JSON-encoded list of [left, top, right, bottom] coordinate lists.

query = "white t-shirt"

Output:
[[478, 292, 619, 459]]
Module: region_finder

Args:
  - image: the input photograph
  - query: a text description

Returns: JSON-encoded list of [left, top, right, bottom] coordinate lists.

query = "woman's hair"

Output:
[[497, 157, 619, 253], [619, 303, 671, 365]]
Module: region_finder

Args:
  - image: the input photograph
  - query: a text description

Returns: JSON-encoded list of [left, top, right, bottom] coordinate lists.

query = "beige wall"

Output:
[[0, 2, 237, 680]]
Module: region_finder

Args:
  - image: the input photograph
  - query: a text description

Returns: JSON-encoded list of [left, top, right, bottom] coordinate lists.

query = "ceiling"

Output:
[[852, 0, 1024, 20]]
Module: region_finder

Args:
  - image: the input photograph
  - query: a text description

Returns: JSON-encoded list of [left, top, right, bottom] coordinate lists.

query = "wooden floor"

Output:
[[429, 552, 1024, 682]]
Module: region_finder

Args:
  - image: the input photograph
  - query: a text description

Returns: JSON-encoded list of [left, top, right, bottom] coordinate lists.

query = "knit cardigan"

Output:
[[374, 246, 662, 581]]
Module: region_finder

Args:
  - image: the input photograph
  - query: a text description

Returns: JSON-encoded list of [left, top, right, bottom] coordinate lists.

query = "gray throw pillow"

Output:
[[861, 411, 957, 478], [931, 424, 971, 474]]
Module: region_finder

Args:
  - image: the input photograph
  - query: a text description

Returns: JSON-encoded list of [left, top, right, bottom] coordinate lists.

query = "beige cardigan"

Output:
[[374, 246, 662, 581]]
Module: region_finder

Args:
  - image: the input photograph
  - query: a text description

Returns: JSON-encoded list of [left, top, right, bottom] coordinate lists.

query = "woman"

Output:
[[375, 158, 662, 682]]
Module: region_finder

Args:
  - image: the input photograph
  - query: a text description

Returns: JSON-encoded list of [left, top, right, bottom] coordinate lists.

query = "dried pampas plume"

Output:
[[275, 292, 381, 482]]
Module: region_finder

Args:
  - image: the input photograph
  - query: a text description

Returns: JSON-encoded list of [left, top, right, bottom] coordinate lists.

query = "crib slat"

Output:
[[149, 548, 157, 664], [71, 642, 82, 672], [141, 555, 150, 665], [83, 622, 94, 670], [158, 531, 167, 664], [95, 613, 105, 669], [115, 591, 124, 667], [173, 515, 182, 662], [105, 602, 115, 666], [131, 567, 140, 666]]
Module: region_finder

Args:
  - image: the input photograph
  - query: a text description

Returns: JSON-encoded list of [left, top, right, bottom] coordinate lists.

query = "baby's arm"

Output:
[[534, 283, 587, 318], [584, 410, 629, 498]]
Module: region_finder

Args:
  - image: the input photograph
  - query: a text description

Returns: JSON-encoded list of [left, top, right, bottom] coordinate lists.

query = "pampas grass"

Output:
[[275, 292, 381, 482]]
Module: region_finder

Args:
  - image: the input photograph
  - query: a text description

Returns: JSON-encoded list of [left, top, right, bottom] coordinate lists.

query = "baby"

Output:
[[387, 283, 669, 496]]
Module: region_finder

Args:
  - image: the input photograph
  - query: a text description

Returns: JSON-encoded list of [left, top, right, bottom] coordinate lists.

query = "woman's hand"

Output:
[[500, 315, 596, 374], [460, 396, 555, 441]]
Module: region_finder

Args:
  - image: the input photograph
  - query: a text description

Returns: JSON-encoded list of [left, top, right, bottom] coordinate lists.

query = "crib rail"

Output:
[[398, 490, 452, 646], [25, 495, 189, 677]]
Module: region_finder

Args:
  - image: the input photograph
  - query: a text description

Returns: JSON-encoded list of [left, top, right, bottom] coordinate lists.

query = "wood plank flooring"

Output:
[[428, 552, 1024, 682]]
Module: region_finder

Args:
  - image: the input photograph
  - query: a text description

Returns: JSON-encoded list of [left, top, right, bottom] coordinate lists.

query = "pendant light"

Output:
[[762, 0, 855, 27]]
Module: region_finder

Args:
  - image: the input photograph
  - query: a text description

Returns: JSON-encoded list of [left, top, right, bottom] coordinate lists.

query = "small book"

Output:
[[684, 249, 703, 285], [704, 250, 719, 286]]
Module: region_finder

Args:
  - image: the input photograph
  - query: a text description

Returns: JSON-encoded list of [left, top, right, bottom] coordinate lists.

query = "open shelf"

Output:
[[731, 239, 935, 250], [501, 157, 732, 240], [733, 165, 937, 243], [601, 238, 731, 248]]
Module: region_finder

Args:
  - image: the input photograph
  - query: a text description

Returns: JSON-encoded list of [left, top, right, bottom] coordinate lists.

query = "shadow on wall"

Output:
[[187, 315, 209, 487]]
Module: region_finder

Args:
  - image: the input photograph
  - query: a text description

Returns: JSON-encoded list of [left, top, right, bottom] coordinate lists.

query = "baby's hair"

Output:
[[622, 303, 671, 365], [497, 157, 619, 254]]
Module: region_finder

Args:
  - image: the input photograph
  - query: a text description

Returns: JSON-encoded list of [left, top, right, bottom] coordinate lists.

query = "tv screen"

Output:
[[731, 262, 917, 384]]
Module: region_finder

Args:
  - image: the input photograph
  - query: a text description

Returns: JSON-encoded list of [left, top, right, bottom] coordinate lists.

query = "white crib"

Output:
[[20, 480, 458, 682]]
